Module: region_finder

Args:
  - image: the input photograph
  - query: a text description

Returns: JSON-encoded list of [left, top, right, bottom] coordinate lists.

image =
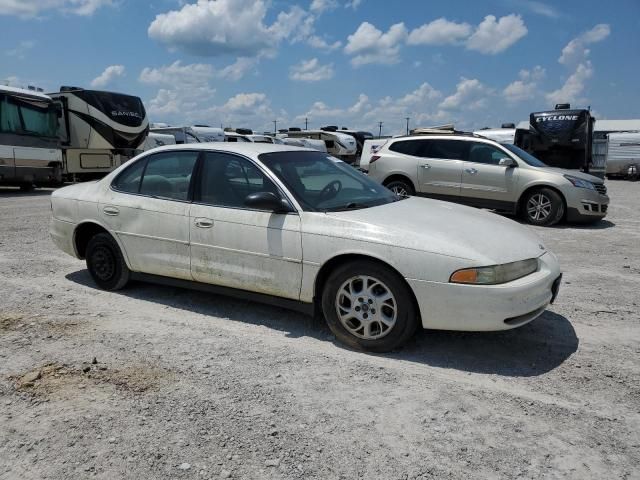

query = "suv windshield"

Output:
[[502, 143, 548, 167], [259, 151, 398, 211]]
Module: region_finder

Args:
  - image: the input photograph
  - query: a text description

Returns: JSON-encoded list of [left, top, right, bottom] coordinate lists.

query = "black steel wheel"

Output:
[[86, 233, 130, 291]]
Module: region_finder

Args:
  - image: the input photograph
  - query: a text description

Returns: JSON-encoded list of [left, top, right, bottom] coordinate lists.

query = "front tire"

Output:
[[385, 178, 414, 197], [86, 233, 130, 291], [522, 188, 564, 226], [321, 260, 418, 352]]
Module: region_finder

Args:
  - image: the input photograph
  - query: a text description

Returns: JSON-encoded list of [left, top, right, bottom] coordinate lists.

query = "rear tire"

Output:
[[384, 178, 414, 197], [521, 188, 564, 227], [321, 260, 418, 352], [86, 233, 130, 291]]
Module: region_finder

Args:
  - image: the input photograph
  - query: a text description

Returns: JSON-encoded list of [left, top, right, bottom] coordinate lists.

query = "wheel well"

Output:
[[313, 254, 420, 321], [74, 223, 109, 259], [382, 174, 415, 191], [518, 185, 567, 217]]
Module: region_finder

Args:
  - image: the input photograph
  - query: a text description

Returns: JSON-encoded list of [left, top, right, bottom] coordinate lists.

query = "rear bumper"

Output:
[[407, 252, 561, 331], [49, 217, 79, 258]]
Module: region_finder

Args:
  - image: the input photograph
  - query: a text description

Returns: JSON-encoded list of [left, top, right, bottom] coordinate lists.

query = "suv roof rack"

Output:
[[409, 124, 477, 137]]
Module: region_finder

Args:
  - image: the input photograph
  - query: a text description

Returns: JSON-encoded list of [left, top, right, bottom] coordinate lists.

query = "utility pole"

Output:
[[405, 117, 410, 135], [273, 120, 277, 134], [378, 121, 383, 139], [305, 117, 308, 130]]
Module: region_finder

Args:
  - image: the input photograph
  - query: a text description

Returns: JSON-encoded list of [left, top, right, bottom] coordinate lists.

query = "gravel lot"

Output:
[[1, 181, 639, 479]]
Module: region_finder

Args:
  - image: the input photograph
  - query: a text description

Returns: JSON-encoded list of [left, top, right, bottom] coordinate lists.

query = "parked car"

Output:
[[50, 144, 561, 352], [367, 134, 609, 226]]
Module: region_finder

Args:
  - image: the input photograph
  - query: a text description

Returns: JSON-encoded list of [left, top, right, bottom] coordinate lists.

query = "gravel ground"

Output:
[[1, 181, 639, 480]]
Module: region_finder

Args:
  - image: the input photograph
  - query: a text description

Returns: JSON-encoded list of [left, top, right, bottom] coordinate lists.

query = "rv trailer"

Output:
[[605, 132, 640, 179], [149, 126, 201, 144], [473, 124, 516, 144], [142, 132, 176, 151], [49, 86, 149, 180], [0, 85, 62, 189], [284, 129, 357, 162], [515, 104, 595, 173], [190, 125, 224, 142]]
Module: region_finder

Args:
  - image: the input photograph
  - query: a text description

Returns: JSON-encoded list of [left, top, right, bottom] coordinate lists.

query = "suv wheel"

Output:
[[385, 179, 414, 197], [86, 233, 130, 291], [321, 260, 418, 352], [522, 188, 564, 226]]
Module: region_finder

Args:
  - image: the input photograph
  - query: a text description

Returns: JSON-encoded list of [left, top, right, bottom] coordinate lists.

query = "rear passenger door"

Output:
[[459, 142, 519, 209], [415, 139, 466, 198], [100, 150, 199, 280]]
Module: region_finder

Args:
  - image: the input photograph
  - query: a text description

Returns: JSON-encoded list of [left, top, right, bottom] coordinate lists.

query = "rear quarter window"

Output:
[[389, 140, 422, 156]]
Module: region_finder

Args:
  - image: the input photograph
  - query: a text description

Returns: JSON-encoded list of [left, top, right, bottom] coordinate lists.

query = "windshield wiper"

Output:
[[325, 202, 371, 212]]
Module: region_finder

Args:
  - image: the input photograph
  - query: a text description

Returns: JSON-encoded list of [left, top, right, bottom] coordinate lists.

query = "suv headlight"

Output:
[[564, 175, 595, 190], [450, 258, 539, 285]]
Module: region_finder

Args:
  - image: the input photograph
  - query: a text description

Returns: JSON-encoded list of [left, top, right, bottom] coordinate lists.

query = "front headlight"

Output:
[[564, 175, 595, 190], [450, 258, 539, 285]]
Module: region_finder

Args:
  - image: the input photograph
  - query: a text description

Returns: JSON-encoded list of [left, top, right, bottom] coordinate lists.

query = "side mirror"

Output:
[[498, 158, 517, 168], [244, 192, 293, 213]]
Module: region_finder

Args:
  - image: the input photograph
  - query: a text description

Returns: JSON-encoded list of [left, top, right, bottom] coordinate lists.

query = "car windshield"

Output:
[[502, 143, 549, 167], [259, 151, 399, 212]]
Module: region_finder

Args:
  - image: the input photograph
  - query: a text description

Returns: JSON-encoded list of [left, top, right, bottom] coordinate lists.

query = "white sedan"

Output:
[[50, 144, 562, 352]]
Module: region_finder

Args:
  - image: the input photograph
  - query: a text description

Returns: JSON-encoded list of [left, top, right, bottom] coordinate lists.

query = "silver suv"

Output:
[[367, 134, 609, 226]]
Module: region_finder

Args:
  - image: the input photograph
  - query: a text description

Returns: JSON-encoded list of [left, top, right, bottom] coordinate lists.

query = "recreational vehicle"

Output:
[[322, 127, 374, 157], [605, 132, 640, 179], [142, 132, 176, 151], [473, 124, 516, 144], [149, 126, 201, 144], [0, 85, 62, 189], [49, 86, 149, 180], [515, 104, 595, 173], [284, 129, 357, 162], [224, 131, 251, 142], [190, 125, 224, 142]]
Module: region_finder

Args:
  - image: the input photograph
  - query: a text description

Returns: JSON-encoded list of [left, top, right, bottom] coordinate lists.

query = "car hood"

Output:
[[540, 167, 604, 184], [322, 197, 546, 265]]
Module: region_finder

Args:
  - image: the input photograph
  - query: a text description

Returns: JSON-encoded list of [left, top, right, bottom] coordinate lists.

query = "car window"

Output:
[[112, 157, 147, 193], [196, 152, 279, 209], [389, 140, 422, 156], [467, 142, 508, 165], [139, 151, 199, 200], [423, 140, 469, 160]]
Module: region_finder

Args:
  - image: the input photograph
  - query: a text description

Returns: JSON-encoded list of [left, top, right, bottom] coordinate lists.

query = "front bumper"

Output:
[[407, 252, 561, 331], [563, 186, 609, 223]]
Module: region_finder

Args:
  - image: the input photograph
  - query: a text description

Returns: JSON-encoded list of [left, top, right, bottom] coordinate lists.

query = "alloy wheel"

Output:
[[335, 275, 397, 340], [527, 193, 552, 221]]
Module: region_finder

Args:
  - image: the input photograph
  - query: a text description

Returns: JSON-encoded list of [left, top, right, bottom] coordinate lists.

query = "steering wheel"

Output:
[[318, 180, 342, 202]]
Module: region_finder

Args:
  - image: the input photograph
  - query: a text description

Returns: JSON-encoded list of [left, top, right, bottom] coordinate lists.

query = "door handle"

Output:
[[194, 218, 214, 228], [420, 164, 431, 169], [465, 168, 478, 175], [103, 206, 119, 216]]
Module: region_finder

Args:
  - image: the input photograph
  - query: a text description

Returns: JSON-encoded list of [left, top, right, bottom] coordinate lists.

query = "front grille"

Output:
[[594, 184, 607, 195]]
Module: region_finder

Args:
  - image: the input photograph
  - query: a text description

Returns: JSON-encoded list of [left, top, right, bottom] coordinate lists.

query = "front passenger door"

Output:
[[189, 152, 303, 300], [459, 142, 519, 209]]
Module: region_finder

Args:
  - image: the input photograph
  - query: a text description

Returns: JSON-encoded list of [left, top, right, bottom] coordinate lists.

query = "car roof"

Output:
[[146, 142, 315, 156], [387, 134, 496, 143]]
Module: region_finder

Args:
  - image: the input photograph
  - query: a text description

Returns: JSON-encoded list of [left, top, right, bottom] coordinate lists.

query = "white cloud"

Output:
[[310, 0, 338, 14], [148, 0, 310, 58], [503, 66, 545, 103], [222, 93, 268, 114], [510, 0, 560, 18], [307, 35, 341, 52], [0, 0, 113, 17], [345, 0, 363, 9], [139, 61, 213, 87], [289, 58, 334, 82], [6, 40, 36, 59], [217, 57, 258, 81], [408, 18, 472, 46], [558, 24, 610, 65], [546, 61, 593, 106], [344, 22, 408, 66], [439, 78, 490, 110], [91, 65, 125, 88], [466, 14, 527, 54]]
